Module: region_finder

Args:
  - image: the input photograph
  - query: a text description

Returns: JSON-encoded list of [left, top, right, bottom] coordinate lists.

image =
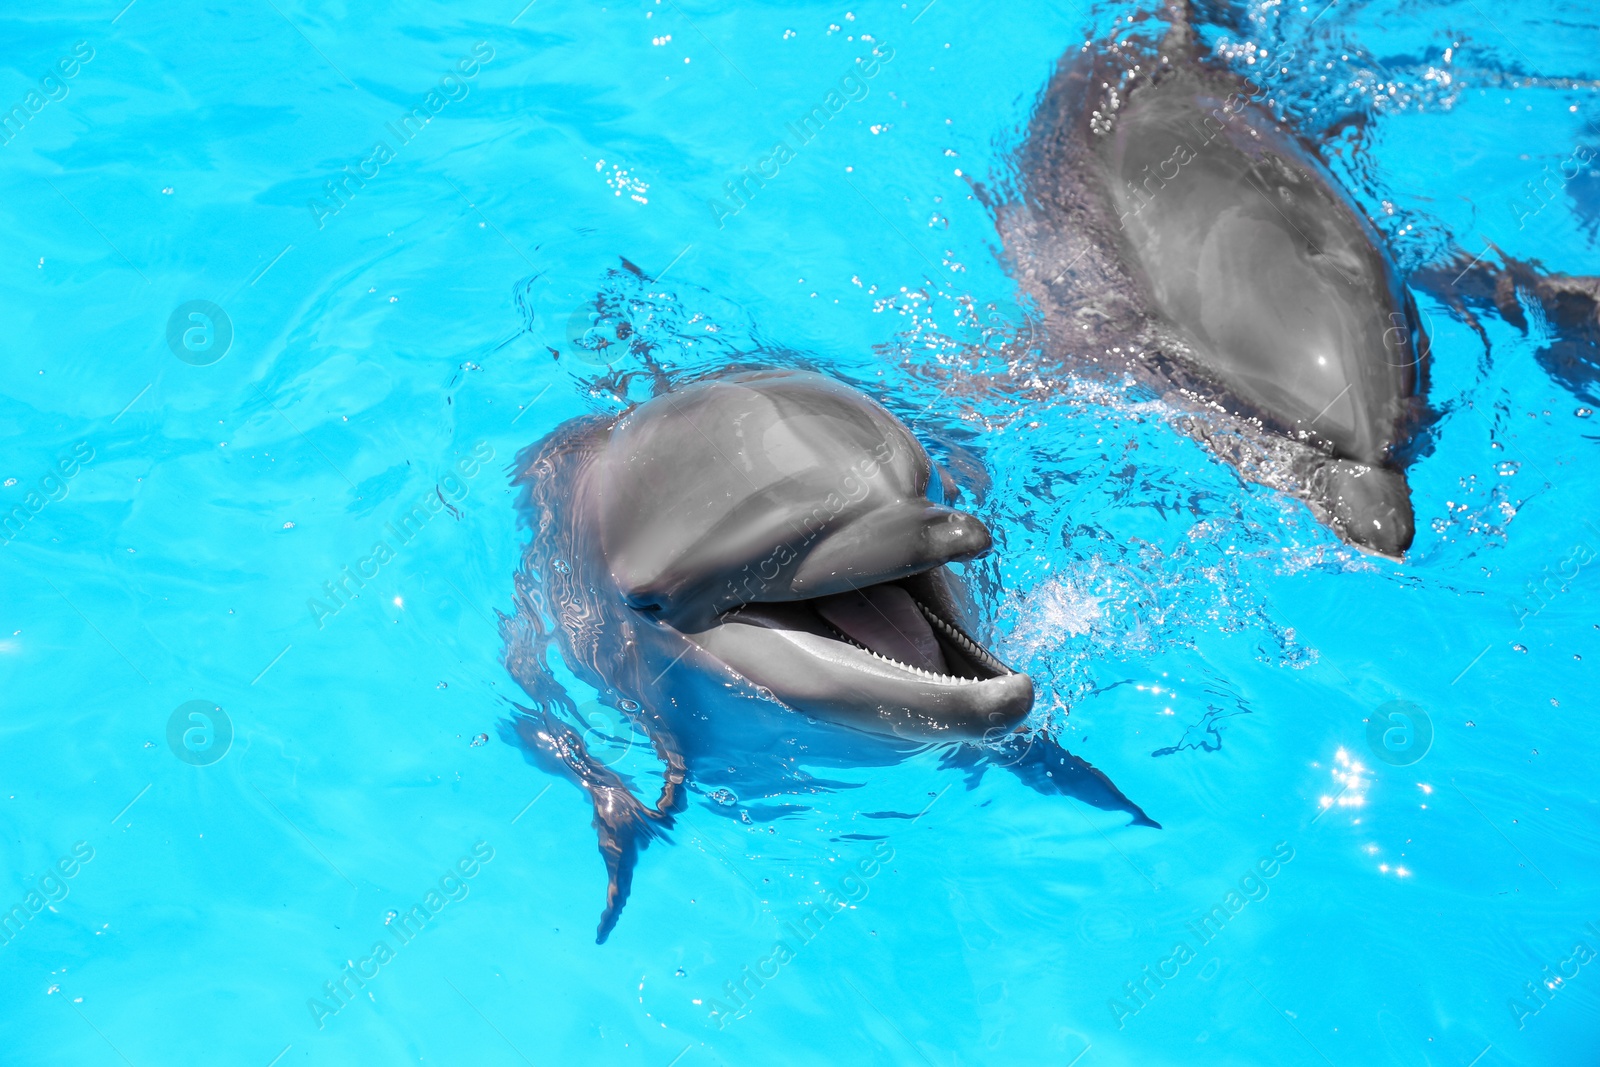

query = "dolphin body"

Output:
[[1001, 7, 1430, 556], [500, 369, 1158, 941]]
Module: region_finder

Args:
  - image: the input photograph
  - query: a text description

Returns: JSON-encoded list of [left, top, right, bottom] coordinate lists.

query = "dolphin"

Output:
[[1000, 4, 1430, 556], [1416, 251, 1600, 406], [499, 368, 1158, 941]]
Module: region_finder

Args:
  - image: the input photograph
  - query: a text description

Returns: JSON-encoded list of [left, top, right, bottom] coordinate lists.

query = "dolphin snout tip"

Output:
[[972, 671, 1035, 737], [1319, 461, 1414, 559], [1347, 503, 1414, 559], [931, 508, 993, 562]]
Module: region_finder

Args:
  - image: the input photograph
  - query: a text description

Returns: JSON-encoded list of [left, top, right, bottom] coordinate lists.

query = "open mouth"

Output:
[[812, 579, 1011, 682], [721, 569, 1018, 685], [684, 563, 1033, 739]]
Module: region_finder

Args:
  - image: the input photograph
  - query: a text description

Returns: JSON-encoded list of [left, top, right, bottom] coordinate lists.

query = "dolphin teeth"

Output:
[[911, 598, 1011, 675], [820, 593, 1013, 683], [823, 620, 982, 684]]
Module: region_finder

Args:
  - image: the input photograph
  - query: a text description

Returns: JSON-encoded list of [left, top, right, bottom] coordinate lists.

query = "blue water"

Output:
[[3, 0, 1598, 1063]]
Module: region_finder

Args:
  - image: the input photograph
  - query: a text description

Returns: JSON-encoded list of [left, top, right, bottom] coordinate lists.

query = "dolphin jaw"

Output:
[[677, 566, 1035, 738], [718, 569, 1022, 687], [815, 593, 1014, 684]]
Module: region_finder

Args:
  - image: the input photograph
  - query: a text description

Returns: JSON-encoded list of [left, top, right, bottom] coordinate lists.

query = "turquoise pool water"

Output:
[[2, 0, 1598, 1063]]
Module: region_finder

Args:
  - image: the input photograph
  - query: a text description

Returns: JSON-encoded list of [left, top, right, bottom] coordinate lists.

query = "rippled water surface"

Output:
[[2, 0, 1598, 1063]]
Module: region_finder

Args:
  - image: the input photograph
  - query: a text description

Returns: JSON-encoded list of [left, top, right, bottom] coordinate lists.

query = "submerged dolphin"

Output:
[[500, 368, 1158, 940], [1417, 252, 1600, 406], [1002, 5, 1429, 556]]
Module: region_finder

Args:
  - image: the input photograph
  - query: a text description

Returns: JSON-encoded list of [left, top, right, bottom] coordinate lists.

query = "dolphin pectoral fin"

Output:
[[626, 699, 690, 817], [504, 707, 671, 943], [647, 734, 688, 818], [592, 785, 656, 944], [1411, 247, 1521, 356], [1492, 264, 1600, 404], [1305, 458, 1414, 558], [1414, 251, 1600, 401], [939, 732, 1161, 828]]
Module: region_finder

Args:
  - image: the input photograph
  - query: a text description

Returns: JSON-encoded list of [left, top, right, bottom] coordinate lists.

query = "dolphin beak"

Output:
[[788, 503, 992, 597], [1316, 460, 1414, 558]]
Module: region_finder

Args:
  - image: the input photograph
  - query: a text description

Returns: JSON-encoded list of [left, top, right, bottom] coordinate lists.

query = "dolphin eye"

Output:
[[620, 591, 662, 612]]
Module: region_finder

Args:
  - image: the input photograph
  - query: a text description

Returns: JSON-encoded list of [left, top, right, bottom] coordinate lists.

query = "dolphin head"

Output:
[[1100, 75, 1423, 557], [591, 370, 1034, 741]]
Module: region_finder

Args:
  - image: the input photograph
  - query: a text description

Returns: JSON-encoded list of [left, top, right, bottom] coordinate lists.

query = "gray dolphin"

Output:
[[501, 367, 1158, 941], [1416, 251, 1600, 406], [1001, 5, 1429, 556]]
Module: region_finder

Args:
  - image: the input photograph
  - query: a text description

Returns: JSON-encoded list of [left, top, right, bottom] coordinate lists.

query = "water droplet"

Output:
[[1577, 407, 1593, 418], [470, 733, 489, 747], [552, 559, 571, 574], [619, 698, 639, 712], [437, 681, 448, 689], [1513, 644, 1528, 653], [709, 788, 737, 806], [674, 968, 686, 978]]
